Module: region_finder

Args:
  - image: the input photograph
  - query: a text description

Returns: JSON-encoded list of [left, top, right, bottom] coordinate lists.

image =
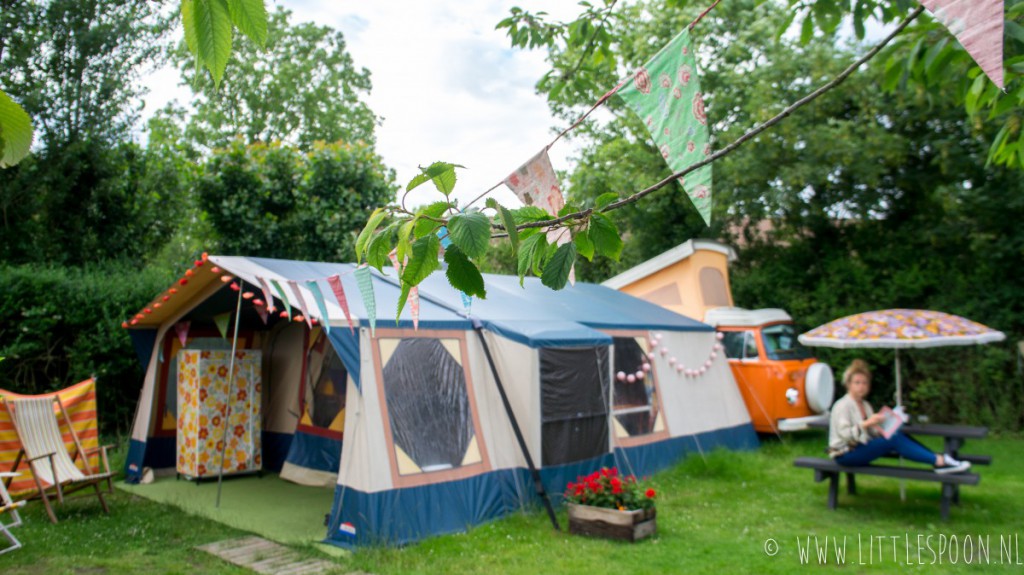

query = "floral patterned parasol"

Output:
[[799, 309, 1005, 349]]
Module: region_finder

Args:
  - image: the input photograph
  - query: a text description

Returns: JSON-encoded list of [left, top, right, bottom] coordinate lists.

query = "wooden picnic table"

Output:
[[807, 419, 991, 465]]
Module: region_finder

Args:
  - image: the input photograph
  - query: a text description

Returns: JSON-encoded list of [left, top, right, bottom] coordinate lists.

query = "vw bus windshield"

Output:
[[761, 324, 814, 361]]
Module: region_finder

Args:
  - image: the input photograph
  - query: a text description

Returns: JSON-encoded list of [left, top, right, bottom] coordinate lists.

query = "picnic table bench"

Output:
[[798, 420, 990, 520], [793, 457, 979, 520]]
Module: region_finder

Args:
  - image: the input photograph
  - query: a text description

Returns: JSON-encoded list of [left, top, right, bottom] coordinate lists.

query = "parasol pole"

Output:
[[895, 348, 902, 407], [895, 348, 906, 501]]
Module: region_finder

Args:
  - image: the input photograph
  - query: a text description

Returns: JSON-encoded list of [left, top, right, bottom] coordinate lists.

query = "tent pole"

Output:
[[472, 321, 560, 532], [215, 286, 244, 508]]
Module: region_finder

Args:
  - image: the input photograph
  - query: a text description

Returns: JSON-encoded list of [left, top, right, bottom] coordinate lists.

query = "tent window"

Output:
[[305, 342, 347, 430], [540, 347, 610, 467], [379, 337, 481, 475], [699, 267, 730, 306], [611, 337, 660, 438]]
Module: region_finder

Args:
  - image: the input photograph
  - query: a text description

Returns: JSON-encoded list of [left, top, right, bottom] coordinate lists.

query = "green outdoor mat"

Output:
[[118, 473, 335, 546]]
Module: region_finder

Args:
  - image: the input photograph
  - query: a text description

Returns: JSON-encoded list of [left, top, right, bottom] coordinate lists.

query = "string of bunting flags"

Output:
[[122, 253, 384, 338]]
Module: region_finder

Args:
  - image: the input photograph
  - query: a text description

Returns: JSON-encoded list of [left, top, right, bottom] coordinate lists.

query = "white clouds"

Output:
[[272, 1, 580, 208]]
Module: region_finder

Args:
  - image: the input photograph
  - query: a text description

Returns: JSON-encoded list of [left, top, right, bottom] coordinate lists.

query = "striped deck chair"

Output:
[[2, 396, 113, 523], [0, 472, 24, 555]]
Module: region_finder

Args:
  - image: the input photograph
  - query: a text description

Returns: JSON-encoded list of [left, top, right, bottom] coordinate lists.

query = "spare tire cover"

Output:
[[805, 362, 835, 414]]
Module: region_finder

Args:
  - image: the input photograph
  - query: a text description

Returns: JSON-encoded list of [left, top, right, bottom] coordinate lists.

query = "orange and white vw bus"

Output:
[[703, 308, 833, 433]]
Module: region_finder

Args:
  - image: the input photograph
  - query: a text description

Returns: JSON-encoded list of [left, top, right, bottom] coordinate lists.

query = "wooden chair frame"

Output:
[[2, 396, 114, 524], [0, 471, 24, 555]]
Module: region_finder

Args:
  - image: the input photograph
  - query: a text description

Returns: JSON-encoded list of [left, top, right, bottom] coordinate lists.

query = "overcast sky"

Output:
[[144, 1, 586, 209]]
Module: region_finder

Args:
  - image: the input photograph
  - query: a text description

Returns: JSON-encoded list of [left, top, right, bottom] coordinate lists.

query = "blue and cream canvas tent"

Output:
[[124, 256, 757, 548]]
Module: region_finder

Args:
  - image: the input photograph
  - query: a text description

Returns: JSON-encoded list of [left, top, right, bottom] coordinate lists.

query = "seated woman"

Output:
[[828, 359, 970, 474]]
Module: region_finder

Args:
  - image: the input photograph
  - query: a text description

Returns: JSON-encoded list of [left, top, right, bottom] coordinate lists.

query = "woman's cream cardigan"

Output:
[[828, 393, 879, 458]]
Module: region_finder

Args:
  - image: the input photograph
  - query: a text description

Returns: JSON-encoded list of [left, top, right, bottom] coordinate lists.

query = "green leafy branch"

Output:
[[181, 0, 269, 86]]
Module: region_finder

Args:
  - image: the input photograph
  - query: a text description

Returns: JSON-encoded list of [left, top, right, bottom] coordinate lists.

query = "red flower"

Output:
[[233, 425, 245, 437], [198, 428, 208, 440], [633, 68, 652, 95], [237, 389, 248, 402], [646, 488, 657, 499], [611, 477, 623, 494], [692, 91, 707, 126]]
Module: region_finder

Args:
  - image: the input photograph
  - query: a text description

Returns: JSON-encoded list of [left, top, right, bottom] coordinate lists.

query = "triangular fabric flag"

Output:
[[617, 28, 713, 225], [256, 276, 277, 312], [306, 280, 332, 334], [287, 280, 314, 329], [355, 265, 376, 336], [460, 291, 473, 315], [504, 149, 565, 216], [174, 320, 190, 347], [255, 304, 269, 325], [270, 279, 292, 319], [504, 150, 575, 285], [920, 0, 1004, 89], [388, 250, 421, 330], [214, 312, 231, 339], [326, 274, 356, 334]]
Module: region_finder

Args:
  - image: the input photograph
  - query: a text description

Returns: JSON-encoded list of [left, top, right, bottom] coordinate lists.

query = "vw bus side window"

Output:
[[720, 331, 759, 360], [760, 324, 814, 361]]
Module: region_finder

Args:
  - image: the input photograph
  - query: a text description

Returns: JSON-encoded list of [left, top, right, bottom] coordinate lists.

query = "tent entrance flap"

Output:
[[540, 346, 610, 467]]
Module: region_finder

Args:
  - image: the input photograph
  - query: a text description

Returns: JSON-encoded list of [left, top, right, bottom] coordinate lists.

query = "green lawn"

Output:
[[3, 432, 1021, 574]]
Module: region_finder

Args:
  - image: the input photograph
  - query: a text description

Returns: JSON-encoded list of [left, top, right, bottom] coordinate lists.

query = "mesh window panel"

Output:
[[540, 347, 610, 466], [612, 337, 655, 436], [382, 338, 474, 472], [310, 346, 347, 428]]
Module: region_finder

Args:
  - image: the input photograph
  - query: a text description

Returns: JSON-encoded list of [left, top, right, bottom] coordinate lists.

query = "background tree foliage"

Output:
[[198, 140, 396, 260], [164, 7, 378, 151]]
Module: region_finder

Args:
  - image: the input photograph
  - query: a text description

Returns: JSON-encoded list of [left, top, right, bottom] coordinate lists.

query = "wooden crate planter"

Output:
[[567, 503, 657, 542]]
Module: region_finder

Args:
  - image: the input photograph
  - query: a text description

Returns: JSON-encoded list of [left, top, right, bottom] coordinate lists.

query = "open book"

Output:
[[876, 406, 903, 439]]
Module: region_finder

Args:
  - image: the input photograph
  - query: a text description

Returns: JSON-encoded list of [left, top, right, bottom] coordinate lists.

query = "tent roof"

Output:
[[127, 255, 711, 347]]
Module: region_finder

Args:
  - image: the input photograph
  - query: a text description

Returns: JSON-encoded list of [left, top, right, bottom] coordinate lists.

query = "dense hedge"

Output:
[[0, 263, 175, 435]]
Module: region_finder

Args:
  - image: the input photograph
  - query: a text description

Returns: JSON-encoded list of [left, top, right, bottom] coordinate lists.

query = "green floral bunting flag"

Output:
[[617, 28, 712, 225], [355, 265, 376, 336], [213, 312, 231, 339]]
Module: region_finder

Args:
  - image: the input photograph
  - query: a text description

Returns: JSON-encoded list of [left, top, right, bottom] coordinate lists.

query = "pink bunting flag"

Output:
[[388, 250, 421, 330], [505, 149, 576, 285], [505, 148, 564, 215], [327, 274, 356, 334], [174, 320, 190, 347], [920, 0, 1004, 89], [255, 304, 269, 325], [286, 280, 314, 329], [256, 276, 277, 312]]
